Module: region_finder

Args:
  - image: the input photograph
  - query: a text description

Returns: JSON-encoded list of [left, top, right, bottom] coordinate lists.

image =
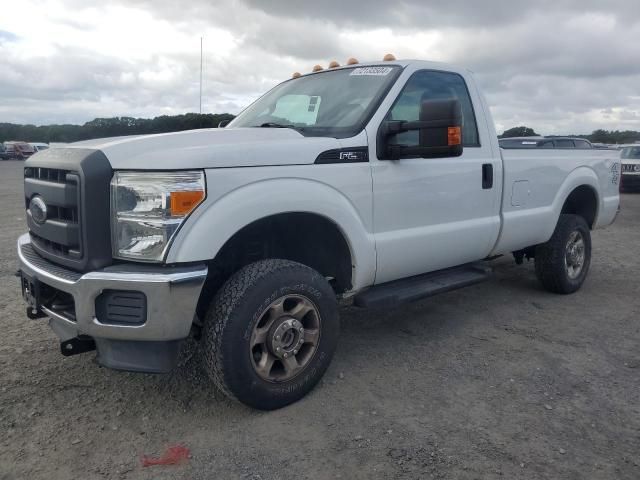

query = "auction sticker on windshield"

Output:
[[350, 67, 393, 76]]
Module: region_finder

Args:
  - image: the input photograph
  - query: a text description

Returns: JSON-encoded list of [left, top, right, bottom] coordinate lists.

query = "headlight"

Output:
[[111, 171, 206, 261]]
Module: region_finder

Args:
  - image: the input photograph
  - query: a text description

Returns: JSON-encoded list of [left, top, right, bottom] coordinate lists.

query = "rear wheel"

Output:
[[535, 214, 591, 294], [202, 259, 339, 410]]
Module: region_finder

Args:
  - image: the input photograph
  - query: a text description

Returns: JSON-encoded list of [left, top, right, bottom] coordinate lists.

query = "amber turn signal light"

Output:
[[448, 127, 462, 146], [170, 190, 205, 216]]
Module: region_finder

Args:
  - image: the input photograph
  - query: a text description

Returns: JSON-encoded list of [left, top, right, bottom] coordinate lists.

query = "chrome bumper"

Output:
[[17, 233, 207, 343]]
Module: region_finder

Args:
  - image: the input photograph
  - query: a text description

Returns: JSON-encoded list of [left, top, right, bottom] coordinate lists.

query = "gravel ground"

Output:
[[1, 159, 639, 479]]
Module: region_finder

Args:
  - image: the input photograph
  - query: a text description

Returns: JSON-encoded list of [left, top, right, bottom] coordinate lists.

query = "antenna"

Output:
[[199, 36, 203, 115]]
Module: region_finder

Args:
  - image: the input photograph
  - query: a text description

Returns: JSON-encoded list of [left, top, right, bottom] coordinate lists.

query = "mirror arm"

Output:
[[383, 119, 455, 135], [387, 144, 460, 160]]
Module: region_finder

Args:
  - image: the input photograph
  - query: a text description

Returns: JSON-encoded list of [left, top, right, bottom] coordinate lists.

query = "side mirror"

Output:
[[378, 98, 463, 160], [218, 120, 230, 128]]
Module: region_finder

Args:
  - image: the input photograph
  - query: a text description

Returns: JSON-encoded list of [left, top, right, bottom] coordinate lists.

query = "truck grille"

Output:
[[24, 148, 113, 272], [24, 167, 82, 260]]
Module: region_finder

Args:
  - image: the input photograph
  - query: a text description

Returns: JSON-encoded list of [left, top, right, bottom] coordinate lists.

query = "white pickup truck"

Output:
[[18, 58, 620, 410]]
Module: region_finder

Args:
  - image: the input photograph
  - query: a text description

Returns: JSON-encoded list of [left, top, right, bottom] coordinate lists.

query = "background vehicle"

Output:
[[4, 141, 35, 159], [499, 136, 593, 149], [30, 142, 50, 152], [3, 142, 18, 159], [621, 145, 640, 191], [498, 136, 543, 148], [0, 143, 11, 160], [538, 137, 593, 149], [17, 58, 620, 410]]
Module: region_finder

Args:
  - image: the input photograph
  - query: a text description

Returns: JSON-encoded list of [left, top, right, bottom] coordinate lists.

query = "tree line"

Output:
[[499, 126, 640, 144], [1, 116, 638, 145], [0, 113, 235, 144]]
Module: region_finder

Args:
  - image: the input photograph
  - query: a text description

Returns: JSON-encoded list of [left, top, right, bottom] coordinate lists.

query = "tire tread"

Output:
[[535, 214, 590, 294], [202, 259, 324, 404]]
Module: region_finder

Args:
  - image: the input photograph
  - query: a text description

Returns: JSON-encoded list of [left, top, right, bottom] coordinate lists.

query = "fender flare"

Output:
[[166, 178, 376, 291], [551, 166, 600, 226], [532, 166, 601, 244]]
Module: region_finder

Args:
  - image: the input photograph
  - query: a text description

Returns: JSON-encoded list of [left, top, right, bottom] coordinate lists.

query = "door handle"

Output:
[[482, 163, 493, 189]]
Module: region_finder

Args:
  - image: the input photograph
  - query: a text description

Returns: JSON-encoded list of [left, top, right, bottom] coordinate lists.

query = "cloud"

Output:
[[0, 0, 638, 134], [0, 30, 19, 43]]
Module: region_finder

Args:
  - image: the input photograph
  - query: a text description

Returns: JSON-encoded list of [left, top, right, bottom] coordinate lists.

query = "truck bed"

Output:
[[492, 148, 621, 255]]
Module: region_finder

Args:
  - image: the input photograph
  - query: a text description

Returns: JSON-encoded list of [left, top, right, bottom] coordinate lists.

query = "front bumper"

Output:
[[17, 233, 207, 372], [621, 173, 640, 191]]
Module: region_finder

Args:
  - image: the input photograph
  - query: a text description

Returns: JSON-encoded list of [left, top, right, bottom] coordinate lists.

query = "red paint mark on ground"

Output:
[[142, 445, 191, 467]]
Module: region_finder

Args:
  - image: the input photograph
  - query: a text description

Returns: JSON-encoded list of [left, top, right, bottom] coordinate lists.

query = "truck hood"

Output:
[[68, 128, 343, 169]]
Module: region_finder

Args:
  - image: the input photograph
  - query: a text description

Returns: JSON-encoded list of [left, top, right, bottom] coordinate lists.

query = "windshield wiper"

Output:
[[254, 122, 301, 130]]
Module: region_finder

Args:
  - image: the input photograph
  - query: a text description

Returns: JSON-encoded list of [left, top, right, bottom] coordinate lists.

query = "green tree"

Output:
[[499, 126, 539, 138], [0, 113, 236, 143], [587, 129, 640, 144]]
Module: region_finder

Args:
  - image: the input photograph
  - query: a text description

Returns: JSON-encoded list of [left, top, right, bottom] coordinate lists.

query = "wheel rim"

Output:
[[250, 294, 321, 382], [564, 230, 586, 279]]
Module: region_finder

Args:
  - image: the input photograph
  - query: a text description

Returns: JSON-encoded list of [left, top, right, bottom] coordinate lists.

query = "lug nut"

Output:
[[276, 335, 280, 340], [276, 347, 280, 352], [284, 353, 289, 358], [299, 327, 304, 332], [293, 349, 298, 354]]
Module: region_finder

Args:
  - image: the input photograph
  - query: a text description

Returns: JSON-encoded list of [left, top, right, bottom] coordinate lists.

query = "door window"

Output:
[[555, 139, 575, 148], [573, 139, 591, 149], [387, 70, 480, 148]]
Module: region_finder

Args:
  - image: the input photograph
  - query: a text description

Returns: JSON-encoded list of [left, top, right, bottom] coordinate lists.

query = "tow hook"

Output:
[[26, 307, 47, 320], [61, 336, 96, 357]]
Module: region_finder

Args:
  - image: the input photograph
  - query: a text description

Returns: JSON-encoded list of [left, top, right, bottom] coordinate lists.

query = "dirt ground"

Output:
[[0, 159, 638, 480]]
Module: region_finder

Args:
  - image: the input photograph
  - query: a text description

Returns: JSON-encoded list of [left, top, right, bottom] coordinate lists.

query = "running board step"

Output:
[[353, 263, 491, 309]]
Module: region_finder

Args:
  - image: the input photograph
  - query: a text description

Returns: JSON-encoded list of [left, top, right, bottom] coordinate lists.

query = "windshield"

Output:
[[229, 65, 401, 138], [622, 146, 640, 159]]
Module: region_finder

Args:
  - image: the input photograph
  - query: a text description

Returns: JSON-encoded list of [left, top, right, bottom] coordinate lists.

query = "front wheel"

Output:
[[535, 214, 591, 294], [202, 259, 339, 410]]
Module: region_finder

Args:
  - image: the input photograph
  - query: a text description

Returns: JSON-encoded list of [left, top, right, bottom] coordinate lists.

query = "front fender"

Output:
[[166, 177, 376, 291]]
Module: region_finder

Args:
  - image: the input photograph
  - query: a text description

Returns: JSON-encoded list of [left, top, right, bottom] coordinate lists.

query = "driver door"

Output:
[[369, 69, 502, 284]]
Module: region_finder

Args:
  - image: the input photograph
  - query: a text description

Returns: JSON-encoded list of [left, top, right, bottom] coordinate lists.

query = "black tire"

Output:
[[535, 214, 591, 294], [202, 259, 339, 410]]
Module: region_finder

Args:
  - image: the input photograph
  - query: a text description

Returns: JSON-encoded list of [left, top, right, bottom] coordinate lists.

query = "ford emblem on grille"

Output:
[[29, 196, 48, 225]]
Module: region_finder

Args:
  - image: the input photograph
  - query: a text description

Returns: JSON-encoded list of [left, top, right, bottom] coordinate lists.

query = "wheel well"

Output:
[[561, 185, 598, 229], [196, 213, 353, 318]]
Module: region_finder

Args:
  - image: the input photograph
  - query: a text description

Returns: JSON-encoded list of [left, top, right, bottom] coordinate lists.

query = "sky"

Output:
[[0, 0, 639, 134]]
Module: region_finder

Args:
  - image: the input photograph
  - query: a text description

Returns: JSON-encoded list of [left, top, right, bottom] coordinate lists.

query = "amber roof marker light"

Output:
[[292, 55, 396, 78]]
